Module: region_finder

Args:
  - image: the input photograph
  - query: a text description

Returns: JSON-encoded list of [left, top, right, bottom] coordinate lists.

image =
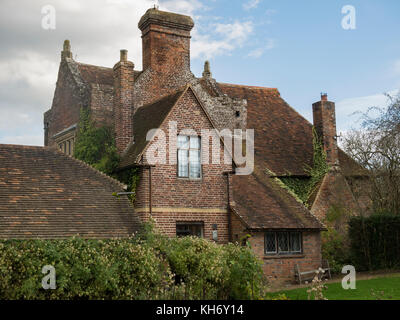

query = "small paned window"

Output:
[[264, 231, 302, 255]]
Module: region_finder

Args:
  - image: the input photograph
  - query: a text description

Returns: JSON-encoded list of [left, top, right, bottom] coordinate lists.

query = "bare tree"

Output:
[[342, 92, 400, 215]]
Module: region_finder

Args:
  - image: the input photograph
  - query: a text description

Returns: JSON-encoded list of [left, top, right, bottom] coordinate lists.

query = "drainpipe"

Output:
[[149, 165, 152, 218], [223, 170, 235, 243]]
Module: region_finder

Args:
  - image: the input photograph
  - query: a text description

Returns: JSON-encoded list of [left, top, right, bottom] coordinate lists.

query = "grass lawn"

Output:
[[268, 276, 400, 300]]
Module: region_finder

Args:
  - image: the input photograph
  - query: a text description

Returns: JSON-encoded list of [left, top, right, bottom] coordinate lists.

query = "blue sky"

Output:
[[0, 0, 399, 145], [189, 0, 400, 131]]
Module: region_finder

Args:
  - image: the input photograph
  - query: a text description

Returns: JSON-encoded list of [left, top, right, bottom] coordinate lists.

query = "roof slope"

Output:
[[119, 89, 185, 168], [77, 63, 114, 86], [231, 166, 323, 230], [0, 144, 140, 239], [72, 61, 142, 87], [218, 83, 363, 177]]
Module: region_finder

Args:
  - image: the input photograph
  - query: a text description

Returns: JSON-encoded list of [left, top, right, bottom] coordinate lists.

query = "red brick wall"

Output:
[[134, 88, 232, 243], [89, 83, 114, 127]]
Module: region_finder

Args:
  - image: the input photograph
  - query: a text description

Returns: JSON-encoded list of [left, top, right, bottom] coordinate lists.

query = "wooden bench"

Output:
[[294, 260, 331, 284]]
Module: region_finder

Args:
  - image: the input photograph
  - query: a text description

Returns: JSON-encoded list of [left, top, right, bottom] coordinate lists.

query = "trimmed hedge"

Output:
[[349, 214, 400, 271], [0, 227, 265, 300]]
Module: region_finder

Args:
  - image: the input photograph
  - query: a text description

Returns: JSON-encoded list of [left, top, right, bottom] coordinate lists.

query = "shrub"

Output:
[[0, 225, 266, 300], [138, 223, 266, 300]]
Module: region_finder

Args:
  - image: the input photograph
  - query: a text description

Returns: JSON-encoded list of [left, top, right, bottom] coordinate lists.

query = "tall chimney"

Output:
[[138, 8, 194, 73], [113, 49, 134, 154], [312, 93, 339, 167]]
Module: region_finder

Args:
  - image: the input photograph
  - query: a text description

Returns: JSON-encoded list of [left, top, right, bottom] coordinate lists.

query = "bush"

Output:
[[0, 225, 266, 300], [349, 213, 400, 271], [137, 223, 266, 300], [0, 238, 170, 300]]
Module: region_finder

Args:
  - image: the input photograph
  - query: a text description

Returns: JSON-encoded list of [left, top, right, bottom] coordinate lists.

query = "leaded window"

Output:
[[176, 222, 204, 238], [264, 231, 302, 255], [177, 135, 201, 179]]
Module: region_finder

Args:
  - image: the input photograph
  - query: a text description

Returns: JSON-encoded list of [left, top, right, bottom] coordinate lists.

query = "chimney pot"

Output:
[[321, 93, 328, 101], [61, 39, 72, 60], [202, 60, 212, 78], [120, 49, 128, 62]]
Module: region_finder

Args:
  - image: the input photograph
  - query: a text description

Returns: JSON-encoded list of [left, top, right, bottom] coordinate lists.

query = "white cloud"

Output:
[[191, 21, 253, 59], [335, 89, 400, 133], [243, 0, 260, 11]]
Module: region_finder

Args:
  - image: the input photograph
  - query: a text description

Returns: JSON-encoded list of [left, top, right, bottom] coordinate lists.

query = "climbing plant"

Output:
[[278, 127, 329, 207], [74, 108, 120, 175], [74, 108, 140, 203], [116, 167, 141, 203]]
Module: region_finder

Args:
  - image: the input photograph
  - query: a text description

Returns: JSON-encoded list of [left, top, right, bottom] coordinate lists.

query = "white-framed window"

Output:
[[265, 231, 302, 255], [177, 135, 201, 179]]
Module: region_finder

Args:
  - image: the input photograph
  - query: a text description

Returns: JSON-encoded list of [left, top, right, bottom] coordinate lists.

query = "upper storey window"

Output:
[[177, 135, 201, 179]]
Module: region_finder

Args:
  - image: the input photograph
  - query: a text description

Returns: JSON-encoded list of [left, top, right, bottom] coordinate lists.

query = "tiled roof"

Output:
[[76, 62, 142, 86], [77, 63, 114, 86], [0, 144, 141, 239], [218, 82, 363, 177], [119, 89, 185, 168], [231, 166, 324, 230]]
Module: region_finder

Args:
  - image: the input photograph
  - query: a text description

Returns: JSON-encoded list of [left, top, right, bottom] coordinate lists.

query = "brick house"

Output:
[[40, 8, 367, 283]]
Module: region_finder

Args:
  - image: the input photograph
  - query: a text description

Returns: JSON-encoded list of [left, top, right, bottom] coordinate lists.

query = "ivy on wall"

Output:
[[74, 108, 120, 175], [278, 127, 329, 207], [116, 167, 140, 203], [73, 108, 140, 203]]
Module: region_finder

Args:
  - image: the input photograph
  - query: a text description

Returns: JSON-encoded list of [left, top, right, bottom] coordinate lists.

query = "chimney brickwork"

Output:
[[113, 50, 134, 154], [312, 94, 339, 167], [138, 8, 194, 74]]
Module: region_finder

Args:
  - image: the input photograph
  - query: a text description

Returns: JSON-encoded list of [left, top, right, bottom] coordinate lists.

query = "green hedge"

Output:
[[0, 227, 265, 300], [349, 214, 400, 271]]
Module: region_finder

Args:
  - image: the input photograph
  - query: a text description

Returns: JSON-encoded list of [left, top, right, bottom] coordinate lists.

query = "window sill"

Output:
[[263, 254, 305, 260], [177, 177, 203, 181]]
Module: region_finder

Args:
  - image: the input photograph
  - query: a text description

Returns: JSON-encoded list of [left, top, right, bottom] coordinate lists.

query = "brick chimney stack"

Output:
[[312, 93, 339, 167], [138, 8, 194, 73], [113, 49, 135, 154]]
